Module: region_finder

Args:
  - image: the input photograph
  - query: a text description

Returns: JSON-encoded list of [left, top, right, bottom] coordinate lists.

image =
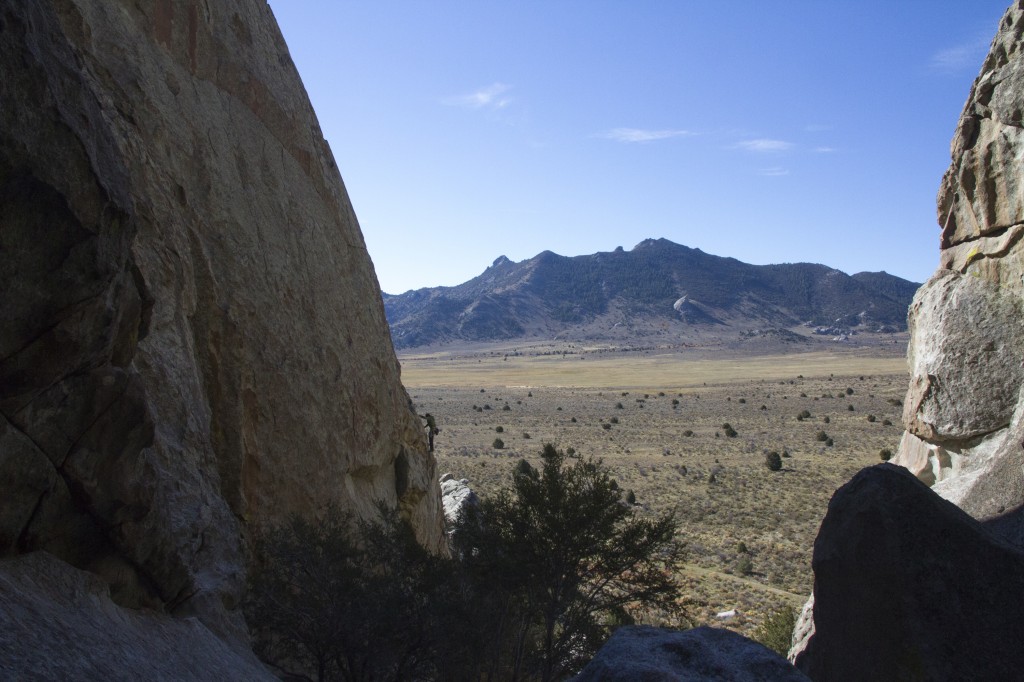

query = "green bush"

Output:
[[755, 607, 798, 656], [815, 431, 829, 442], [495, 426, 504, 433], [456, 445, 678, 681], [765, 451, 782, 471], [245, 507, 450, 681], [493, 438, 505, 449], [879, 448, 893, 461]]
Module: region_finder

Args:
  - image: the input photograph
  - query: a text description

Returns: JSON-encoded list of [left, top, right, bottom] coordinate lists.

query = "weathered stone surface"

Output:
[[0, 552, 275, 681], [897, 2, 1024, 530], [939, 2, 1024, 252], [786, 594, 815, 666], [792, 464, 1024, 681], [440, 473, 479, 527], [0, 0, 443, 658], [574, 625, 809, 682], [902, 269, 1024, 442]]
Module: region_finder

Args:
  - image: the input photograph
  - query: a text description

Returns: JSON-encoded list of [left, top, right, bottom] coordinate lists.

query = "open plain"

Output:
[[402, 337, 909, 639]]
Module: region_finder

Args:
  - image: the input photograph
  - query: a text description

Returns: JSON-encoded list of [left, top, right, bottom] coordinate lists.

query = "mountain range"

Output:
[[382, 238, 919, 349]]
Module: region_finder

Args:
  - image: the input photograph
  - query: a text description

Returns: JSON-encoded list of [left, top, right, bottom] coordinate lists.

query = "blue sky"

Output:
[[268, 1, 1009, 295]]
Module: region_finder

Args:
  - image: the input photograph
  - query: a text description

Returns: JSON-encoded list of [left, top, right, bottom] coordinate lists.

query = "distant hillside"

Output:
[[383, 238, 919, 349]]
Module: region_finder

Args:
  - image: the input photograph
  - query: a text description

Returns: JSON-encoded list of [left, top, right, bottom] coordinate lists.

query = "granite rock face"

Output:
[[0, 0, 443, 651], [440, 473, 479, 527], [894, 0, 1024, 535], [0, 552, 276, 680], [791, 465, 1024, 681], [573, 625, 810, 682]]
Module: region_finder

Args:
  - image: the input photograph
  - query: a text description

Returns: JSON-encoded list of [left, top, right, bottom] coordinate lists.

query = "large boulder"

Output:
[[573, 625, 809, 682], [440, 473, 479, 527], [0, 552, 274, 680], [894, 0, 1024, 529], [791, 464, 1024, 681], [0, 0, 443, 659]]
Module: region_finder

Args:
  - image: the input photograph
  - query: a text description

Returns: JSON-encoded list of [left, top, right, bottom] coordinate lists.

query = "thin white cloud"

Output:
[[930, 35, 990, 73], [814, 146, 837, 153], [734, 139, 793, 152], [758, 167, 789, 177], [598, 128, 695, 143], [442, 83, 513, 109]]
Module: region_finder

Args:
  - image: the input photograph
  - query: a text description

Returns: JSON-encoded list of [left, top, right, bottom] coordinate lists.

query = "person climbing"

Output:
[[421, 412, 440, 451]]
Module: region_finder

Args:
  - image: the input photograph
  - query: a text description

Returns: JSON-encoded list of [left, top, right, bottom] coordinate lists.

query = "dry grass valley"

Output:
[[403, 338, 910, 639]]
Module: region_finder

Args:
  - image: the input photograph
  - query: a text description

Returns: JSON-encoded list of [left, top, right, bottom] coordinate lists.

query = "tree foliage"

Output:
[[245, 445, 681, 682], [754, 606, 798, 656], [455, 444, 682, 681], [244, 506, 454, 682]]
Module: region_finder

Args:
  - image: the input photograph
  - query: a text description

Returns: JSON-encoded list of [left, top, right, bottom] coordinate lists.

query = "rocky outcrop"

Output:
[[440, 473, 479, 527], [894, 1, 1024, 530], [573, 625, 810, 682], [791, 465, 1024, 681], [0, 0, 443, 656], [791, 7, 1024, 670], [0, 552, 275, 680]]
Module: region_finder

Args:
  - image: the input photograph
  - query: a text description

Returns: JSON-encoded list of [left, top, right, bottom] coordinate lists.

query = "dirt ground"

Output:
[[402, 339, 909, 639]]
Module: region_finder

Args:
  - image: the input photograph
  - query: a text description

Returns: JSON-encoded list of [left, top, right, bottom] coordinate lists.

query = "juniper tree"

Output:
[[456, 444, 681, 681]]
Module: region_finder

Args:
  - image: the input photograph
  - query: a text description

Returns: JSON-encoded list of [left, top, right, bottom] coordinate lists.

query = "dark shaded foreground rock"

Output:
[[792, 464, 1024, 681], [0, 552, 274, 680], [573, 625, 809, 682]]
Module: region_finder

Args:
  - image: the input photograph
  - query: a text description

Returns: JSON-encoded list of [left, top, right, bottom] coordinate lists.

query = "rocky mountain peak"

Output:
[[384, 240, 919, 348]]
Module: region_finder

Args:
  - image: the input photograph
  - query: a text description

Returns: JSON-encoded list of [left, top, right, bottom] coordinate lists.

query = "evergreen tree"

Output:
[[456, 444, 681, 681]]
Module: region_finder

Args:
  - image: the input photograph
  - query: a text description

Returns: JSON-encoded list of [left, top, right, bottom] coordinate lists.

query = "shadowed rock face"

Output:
[[894, 1, 1024, 540], [0, 552, 275, 680], [573, 625, 810, 682], [792, 465, 1024, 681], [0, 0, 443, 649]]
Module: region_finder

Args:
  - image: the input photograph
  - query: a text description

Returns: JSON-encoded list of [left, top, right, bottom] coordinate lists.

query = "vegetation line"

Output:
[[677, 563, 806, 603]]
